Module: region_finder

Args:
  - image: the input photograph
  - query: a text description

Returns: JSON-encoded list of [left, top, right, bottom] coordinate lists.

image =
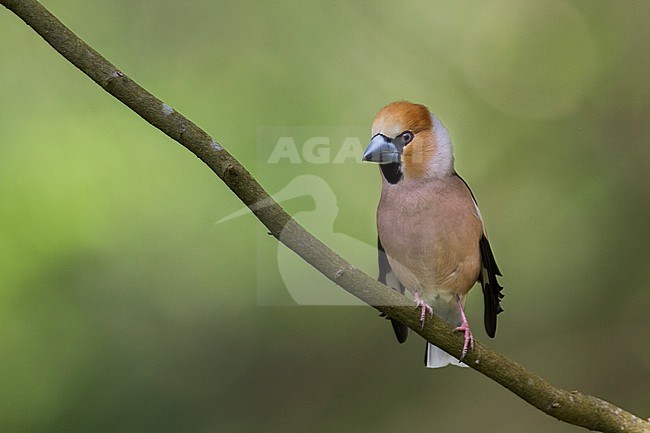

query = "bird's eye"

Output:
[[400, 131, 414, 145]]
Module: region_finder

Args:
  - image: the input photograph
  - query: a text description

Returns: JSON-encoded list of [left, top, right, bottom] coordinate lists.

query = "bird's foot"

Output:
[[413, 293, 433, 328], [452, 320, 474, 361]]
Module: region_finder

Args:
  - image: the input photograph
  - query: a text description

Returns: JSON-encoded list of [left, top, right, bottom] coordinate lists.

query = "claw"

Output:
[[452, 294, 474, 360], [414, 292, 433, 328], [453, 322, 474, 361]]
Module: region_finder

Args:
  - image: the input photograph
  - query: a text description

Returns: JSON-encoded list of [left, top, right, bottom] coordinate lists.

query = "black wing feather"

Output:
[[479, 234, 504, 338], [378, 237, 409, 343]]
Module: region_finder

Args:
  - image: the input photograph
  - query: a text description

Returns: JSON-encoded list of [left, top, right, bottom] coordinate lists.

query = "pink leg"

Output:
[[413, 292, 433, 328], [452, 295, 475, 361]]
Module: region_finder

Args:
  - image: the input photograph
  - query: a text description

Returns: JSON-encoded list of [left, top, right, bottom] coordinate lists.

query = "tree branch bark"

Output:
[[2, 1, 648, 432]]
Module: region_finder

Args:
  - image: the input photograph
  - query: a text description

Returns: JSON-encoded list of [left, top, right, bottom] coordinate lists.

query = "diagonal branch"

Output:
[[2, 1, 648, 432]]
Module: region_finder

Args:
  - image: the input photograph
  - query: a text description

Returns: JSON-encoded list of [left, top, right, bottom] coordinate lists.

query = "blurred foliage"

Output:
[[1, 1, 649, 432]]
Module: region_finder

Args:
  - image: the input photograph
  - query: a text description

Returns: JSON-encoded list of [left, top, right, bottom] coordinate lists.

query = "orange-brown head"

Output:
[[363, 101, 454, 182]]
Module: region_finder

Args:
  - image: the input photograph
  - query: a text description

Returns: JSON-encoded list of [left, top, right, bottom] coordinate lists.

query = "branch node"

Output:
[[104, 69, 124, 87], [224, 163, 237, 179]]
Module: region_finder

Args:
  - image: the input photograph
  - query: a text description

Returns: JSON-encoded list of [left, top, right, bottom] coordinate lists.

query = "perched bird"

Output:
[[362, 101, 504, 368]]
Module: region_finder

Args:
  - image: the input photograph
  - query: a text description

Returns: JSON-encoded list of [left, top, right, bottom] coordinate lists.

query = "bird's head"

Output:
[[362, 101, 454, 182]]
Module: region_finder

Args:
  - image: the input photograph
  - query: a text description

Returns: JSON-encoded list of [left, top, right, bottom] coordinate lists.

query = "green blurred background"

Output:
[[1, 1, 648, 432]]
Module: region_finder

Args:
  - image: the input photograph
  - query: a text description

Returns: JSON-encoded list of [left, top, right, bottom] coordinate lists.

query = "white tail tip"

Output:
[[425, 343, 468, 368]]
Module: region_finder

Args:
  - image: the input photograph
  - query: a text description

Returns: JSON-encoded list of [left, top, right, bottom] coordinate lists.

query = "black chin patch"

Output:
[[380, 162, 402, 184]]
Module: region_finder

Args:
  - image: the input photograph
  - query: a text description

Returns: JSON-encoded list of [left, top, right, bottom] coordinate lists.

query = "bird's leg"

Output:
[[413, 292, 433, 328], [452, 294, 474, 361]]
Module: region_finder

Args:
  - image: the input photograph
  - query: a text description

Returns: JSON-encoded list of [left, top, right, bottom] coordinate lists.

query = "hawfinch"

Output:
[[362, 101, 504, 368]]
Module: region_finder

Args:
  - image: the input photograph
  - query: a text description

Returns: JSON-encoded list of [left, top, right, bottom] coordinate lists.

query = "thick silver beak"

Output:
[[362, 135, 400, 164]]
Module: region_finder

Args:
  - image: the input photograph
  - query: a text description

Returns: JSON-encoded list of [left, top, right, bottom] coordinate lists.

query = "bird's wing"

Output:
[[479, 234, 504, 337], [378, 236, 409, 343], [455, 173, 504, 338]]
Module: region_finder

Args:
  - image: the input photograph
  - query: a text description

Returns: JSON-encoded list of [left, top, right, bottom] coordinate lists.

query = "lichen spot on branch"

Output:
[[210, 139, 223, 151], [162, 103, 174, 116]]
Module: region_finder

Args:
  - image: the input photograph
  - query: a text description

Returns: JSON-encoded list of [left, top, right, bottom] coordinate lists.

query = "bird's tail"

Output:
[[425, 343, 467, 368], [425, 296, 468, 368]]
